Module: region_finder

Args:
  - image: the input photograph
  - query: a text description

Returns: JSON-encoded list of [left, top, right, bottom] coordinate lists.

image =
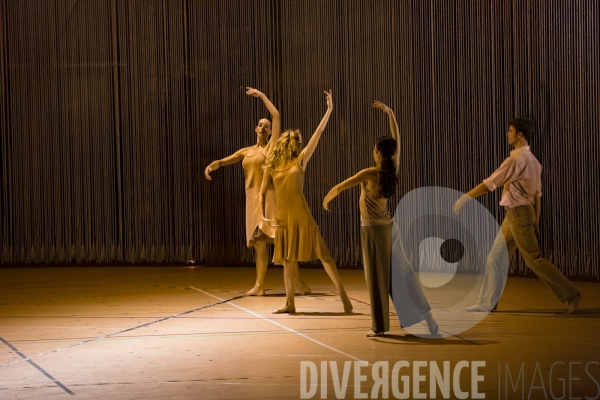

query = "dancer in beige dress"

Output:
[[205, 88, 310, 296], [261, 90, 352, 313]]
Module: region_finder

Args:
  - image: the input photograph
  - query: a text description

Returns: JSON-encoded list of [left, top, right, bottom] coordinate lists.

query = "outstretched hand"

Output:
[[204, 165, 213, 180], [373, 100, 394, 115], [323, 189, 338, 211], [452, 200, 463, 215], [245, 87, 263, 98], [453, 194, 471, 215], [324, 90, 333, 110]]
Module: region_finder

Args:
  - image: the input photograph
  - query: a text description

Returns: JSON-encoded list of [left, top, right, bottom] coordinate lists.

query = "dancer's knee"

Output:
[[320, 255, 335, 266], [254, 241, 267, 252]]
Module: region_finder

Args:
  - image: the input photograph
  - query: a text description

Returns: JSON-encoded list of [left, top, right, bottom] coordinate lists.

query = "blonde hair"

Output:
[[264, 129, 302, 169]]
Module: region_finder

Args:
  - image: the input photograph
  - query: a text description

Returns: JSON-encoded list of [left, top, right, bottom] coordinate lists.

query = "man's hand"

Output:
[[453, 195, 470, 215], [454, 184, 490, 214]]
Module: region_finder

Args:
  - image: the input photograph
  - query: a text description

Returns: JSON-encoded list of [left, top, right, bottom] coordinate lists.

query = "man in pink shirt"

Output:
[[453, 118, 581, 313]]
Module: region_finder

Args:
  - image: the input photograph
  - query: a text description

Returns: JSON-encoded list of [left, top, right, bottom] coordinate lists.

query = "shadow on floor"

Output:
[[290, 312, 363, 317], [369, 334, 498, 346], [496, 308, 600, 317]]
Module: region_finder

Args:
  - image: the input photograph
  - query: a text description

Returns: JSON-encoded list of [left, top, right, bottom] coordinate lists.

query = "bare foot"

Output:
[[340, 292, 353, 313], [273, 305, 295, 314], [243, 285, 265, 297], [425, 314, 439, 335], [298, 282, 311, 295], [366, 330, 384, 337], [566, 294, 582, 314]]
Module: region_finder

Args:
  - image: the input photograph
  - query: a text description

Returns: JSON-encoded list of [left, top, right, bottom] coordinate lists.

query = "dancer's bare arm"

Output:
[[300, 90, 333, 166], [452, 182, 490, 214], [246, 87, 281, 153], [204, 148, 248, 180], [323, 168, 377, 211], [373, 101, 400, 171], [259, 168, 273, 220]]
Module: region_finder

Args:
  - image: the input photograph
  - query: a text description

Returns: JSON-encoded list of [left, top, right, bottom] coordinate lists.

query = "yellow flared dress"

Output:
[[270, 152, 332, 263], [241, 147, 277, 247]]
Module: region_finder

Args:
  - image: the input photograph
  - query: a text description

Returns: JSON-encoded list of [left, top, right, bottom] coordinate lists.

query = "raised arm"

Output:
[[373, 101, 400, 171], [204, 147, 248, 180], [246, 87, 281, 152], [323, 168, 376, 210], [300, 90, 333, 165]]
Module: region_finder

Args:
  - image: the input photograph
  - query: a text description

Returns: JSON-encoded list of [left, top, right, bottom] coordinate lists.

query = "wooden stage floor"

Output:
[[1, 266, 599, 399]]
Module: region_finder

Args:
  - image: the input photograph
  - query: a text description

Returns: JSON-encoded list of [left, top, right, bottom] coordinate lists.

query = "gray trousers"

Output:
[[361, 224, 393, 332], [479, 204, 580, 309]]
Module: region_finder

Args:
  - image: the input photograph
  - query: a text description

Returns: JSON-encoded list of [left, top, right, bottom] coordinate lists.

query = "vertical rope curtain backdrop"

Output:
[[1, 1, 598, 278]]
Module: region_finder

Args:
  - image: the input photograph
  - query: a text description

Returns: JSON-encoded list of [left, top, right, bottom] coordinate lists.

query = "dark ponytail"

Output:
[[375, 136, 398, 198]]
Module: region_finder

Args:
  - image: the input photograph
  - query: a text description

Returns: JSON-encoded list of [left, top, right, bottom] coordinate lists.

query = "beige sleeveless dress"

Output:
[[241, 147, 277, 247], [270, 153, 332, 263]]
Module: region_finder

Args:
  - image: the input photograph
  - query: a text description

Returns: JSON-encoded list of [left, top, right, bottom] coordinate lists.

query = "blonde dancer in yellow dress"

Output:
[[205, 88, 310, 296], [260, 91, 352, 313]]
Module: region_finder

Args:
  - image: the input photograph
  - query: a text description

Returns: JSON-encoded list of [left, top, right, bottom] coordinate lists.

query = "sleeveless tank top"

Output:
[[241, 147, 273, 190], [359, 182, 392, 226]]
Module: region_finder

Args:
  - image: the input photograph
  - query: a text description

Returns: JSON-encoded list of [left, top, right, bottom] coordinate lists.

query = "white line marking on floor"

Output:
[[0, 293, 241, 367], [189, 286, 370, 365]]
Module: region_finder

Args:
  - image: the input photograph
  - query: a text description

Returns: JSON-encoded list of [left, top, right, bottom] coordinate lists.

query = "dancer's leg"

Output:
[[244, 241, 268, 296], [320, 256, 353, 312], [507, 206, 580, 305], [391, 222, 438, 328], [361, 225, 390, 333], [471, 217, 516, 310], [293, 261, 311, 295], [422, 311, 439, 335], [274, 260, 296, 313]]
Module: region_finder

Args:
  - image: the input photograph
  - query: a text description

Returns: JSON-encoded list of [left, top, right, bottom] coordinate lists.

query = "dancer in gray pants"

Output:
[[324, 101, 438, 336]]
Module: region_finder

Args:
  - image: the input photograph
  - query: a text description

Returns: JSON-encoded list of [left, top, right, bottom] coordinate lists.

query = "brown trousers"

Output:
[[479, 204, 579, 309]]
